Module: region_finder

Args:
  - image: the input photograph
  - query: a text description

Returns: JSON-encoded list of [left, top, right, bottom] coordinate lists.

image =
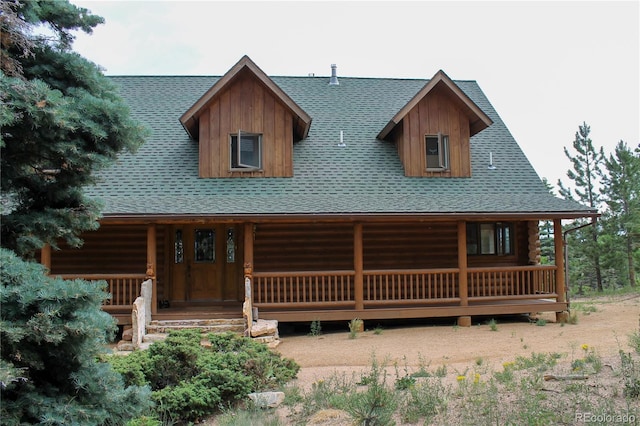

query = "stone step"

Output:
[[148, 318, 245, 327], [146, 323, 245, 334], [147, 318, 245, 334]]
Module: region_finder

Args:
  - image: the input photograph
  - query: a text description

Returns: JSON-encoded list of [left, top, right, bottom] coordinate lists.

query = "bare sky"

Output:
[[72, 0, 639, 189]]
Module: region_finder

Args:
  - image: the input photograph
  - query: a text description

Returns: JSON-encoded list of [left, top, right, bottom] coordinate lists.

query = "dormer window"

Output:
[[230, 131, 262, 170], [425, 133, 449, 170]]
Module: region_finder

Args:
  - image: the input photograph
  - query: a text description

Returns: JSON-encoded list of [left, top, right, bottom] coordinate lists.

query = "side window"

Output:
[[425, 133, 449, 170], [466, 222, 513, 255], [230, 131, 262, 170]]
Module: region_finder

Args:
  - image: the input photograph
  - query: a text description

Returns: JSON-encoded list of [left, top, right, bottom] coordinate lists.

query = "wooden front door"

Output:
[[170, 224, 242, 303]]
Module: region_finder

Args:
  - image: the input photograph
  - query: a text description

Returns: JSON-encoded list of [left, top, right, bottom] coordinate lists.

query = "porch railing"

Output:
[[252, 265, 557, 309], [252, 270, 355, 308], [363, 268, 460, 305], [56, 273, 147, 310], [467, 265, 557, 300]]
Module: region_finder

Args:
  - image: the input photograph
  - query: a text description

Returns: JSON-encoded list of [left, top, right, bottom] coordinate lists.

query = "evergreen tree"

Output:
[[539, 178, 555, 264], [1, 249, 153, 424], [600, 140, 640, 287], [558, 122, 604, 291], [1, 2, 152, 423], [1, 0, 145, 258]]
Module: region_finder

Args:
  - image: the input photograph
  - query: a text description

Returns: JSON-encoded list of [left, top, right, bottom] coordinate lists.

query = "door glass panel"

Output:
[[226, 228, 235, 263], [174, 230, 184, 263], [195, 229, 215, 263]]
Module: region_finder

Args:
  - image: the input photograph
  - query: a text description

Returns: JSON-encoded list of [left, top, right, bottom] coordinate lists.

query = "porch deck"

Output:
[[256, 298, 566, 322]]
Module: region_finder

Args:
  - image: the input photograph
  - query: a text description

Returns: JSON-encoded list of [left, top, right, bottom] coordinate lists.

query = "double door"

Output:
[[170, 224, 242, 302]]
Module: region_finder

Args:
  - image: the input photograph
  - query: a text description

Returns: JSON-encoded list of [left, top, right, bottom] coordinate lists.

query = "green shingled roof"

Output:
[[86, 74, 594, 218]]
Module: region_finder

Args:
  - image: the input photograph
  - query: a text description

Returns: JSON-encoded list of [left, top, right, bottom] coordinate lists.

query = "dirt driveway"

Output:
[[275, 294, 640, 388]]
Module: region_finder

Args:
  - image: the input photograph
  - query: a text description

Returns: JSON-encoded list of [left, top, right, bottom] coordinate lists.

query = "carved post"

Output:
[[243, 262, 253, 336]]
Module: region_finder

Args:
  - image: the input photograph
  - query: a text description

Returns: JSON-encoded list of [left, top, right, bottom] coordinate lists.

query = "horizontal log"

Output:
[[253, 270, 355, 278], [54, 273, 147, 280], [364, 297, 461, 306], [468, 294, 558, 302], [255, 301, 355, 309]]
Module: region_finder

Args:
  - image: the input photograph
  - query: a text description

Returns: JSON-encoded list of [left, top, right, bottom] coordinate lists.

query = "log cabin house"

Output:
[[43, 55, 597, 327]]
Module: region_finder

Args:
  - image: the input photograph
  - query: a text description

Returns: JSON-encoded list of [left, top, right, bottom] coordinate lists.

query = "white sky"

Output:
[[71, 0, 639, 189]]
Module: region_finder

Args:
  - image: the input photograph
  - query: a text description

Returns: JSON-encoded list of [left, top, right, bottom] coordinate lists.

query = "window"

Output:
[[466, 222, 513, 255], [230, 131, 261, 170], [425, 133, 449, 170], [195, 228, 215, 263]]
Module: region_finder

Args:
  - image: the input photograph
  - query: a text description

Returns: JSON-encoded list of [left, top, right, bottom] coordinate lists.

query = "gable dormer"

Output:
[[180, 55, 311, 178], [377, 70, 492, 177]]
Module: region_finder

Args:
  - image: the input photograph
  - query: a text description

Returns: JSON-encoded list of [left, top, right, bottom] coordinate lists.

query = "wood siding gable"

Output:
[[377, 70, 493, 178], [179, 55, 312, 178]]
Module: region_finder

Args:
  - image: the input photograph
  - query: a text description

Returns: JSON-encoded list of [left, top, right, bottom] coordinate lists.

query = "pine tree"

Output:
[[600, 140, 640, 287], [1, 2, 152, 423], [558, 122, 604, 291], [539, 178, 555, 264], [1, 249, 153, 424], [1, 0, 146, 258]]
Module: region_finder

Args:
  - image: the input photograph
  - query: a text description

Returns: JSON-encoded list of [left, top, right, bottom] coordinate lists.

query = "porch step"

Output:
[[146, 318, 246, 335]]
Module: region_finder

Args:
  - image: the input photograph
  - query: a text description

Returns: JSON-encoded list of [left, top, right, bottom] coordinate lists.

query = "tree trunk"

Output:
[[592, 222, 603, 291], [628, 235, 637, 287]]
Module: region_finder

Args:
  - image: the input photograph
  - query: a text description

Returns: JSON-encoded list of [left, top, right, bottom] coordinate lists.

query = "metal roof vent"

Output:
[[329, 64, 339, 85]]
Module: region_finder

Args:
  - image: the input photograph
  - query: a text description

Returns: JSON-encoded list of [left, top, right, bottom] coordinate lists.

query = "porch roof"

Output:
[[86, 74, 596, 219]]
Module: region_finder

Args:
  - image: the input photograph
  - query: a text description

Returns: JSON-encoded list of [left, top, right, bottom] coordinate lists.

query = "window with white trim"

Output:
[[425, 133, 449, 170], [466, 222, 513, 255], [230, 131, 262, 170]]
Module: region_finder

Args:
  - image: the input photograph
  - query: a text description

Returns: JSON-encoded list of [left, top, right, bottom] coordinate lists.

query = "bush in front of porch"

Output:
[[109, 329, 299, 424]]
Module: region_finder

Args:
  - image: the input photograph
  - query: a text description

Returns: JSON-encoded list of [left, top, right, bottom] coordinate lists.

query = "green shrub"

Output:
[[346, 356, 398, 426], [309, 319, 322, 336], [107, 329, 299, 424]]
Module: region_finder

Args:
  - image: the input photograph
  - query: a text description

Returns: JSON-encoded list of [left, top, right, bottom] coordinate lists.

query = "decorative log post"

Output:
[[354, 222, 364, 311], [243, 263, 253, 336], [243, 223, 255, 335]]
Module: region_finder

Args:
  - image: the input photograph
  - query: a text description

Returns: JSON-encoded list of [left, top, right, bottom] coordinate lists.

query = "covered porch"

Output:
[[44, 217, 568, 326]]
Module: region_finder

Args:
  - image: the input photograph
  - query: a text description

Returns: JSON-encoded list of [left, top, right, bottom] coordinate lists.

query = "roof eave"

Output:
[[377, 70, 493, 140], [179, 55, 312, 141]]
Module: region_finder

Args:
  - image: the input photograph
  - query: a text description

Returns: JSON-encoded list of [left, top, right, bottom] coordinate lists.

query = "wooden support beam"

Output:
[[554, 219, 565, 303], [244, 222, 255, 305], [457, 221, 468, 306], [40, 243, 51, 272], [354, 222, 364, 310], [146, 224, 157, 315]]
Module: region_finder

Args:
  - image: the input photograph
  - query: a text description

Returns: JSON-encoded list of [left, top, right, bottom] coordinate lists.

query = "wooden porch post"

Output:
[[457, 221, 468, 306], [243, 223, 255, 333], [146, 224, 158, 315], [354, 222, 364, 311], [243, 222, 254, 294], [554, 219, 566, 303], [40, 243, 51, 272], [457, 221, 471, 327]]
